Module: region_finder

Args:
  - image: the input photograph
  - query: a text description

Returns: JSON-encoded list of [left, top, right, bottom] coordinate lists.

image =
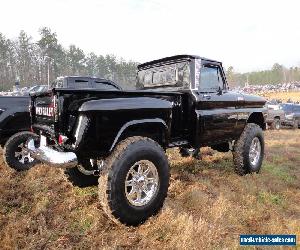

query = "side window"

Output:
[[199, 66, 224, 91], [144, 71, 153, 85], [74, 80, 89, 88], [286, 105, 293, 112], [295, 105, 300, 113]]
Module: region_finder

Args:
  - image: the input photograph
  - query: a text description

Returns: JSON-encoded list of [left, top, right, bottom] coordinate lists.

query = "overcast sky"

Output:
[[0, 0, 300, 72]]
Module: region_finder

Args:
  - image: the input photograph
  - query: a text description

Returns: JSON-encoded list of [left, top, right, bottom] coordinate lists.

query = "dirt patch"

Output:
[[0, 130, 299, 249]]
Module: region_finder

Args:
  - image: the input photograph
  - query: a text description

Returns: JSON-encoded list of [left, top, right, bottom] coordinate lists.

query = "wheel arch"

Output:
[[247, 112, 266, 130], [109, 118, 169, 152]]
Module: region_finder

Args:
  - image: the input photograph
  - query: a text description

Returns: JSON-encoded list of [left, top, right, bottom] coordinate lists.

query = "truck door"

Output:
[[194, 61, 239, 145]]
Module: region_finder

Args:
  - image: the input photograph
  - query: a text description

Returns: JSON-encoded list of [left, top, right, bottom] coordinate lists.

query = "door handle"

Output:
[[203, 94, 211, 100], [237, 96, 244, 102]]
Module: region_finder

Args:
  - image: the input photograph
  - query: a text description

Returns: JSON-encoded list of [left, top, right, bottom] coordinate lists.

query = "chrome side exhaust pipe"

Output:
[[27, 139, 78, 168]]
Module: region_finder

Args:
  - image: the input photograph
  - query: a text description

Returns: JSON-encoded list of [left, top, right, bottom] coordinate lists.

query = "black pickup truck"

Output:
[[26, 55, 266, 225], [2, 76, 121, 171]]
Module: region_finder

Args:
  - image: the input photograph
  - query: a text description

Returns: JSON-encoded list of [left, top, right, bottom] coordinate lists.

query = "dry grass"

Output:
[[0, 130, 299, 249], [260, 91, 300, 102]]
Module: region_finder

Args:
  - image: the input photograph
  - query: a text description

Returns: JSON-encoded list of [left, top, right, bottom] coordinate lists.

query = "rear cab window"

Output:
[[74, 80, 90, 88], [137, 61, 191, 89]]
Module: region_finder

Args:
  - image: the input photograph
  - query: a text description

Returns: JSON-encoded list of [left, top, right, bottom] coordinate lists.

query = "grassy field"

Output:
[[0, 129, 299, 249], [261, 91, 300, 102]]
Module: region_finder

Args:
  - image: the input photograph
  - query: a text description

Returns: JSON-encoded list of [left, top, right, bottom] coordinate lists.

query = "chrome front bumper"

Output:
[[27, 138, 78, 168]]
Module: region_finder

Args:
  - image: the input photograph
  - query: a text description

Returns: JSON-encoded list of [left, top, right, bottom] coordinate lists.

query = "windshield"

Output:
[[280, 104, 294, 112], [137, 61, 190, 89], [51, 79, 64, 88]]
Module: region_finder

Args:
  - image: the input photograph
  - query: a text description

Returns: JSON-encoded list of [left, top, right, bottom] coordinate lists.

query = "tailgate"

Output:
[[31, 91, 57, 128]]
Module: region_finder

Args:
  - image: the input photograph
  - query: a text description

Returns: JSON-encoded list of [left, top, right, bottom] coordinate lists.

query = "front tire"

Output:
[[270, 118, 281, 130], [292, 119, 298, 129], [233, 123, 264, 175], [3, 131, 39, 171], [99, 136, 169, 226]]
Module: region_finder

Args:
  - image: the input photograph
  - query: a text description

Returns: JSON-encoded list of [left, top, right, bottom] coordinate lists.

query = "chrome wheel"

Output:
[[275, 120, 280, 130], [125, 160, 159, 207], [15, 142, 34, 164], [249, 137, 261, 166]]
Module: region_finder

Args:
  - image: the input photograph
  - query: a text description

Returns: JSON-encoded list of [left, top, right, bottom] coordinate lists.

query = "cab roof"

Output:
[[137, 54, 222, 70], [57, 76, 108, 81]]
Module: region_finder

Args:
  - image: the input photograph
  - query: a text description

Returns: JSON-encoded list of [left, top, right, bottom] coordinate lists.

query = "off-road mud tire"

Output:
[[233, 123, 264, 175], [179, 147, 201, 158], [98, 136, 169, 226], [64, 160, 99, 188], [3, 131, 39, 171]]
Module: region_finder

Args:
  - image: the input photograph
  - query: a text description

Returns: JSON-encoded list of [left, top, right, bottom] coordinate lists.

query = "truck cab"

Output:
[[137, 55, 266, 147]]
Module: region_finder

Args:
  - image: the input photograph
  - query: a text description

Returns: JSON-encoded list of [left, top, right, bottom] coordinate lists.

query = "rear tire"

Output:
[[3, 131, 39, 171], [211, 142, 230, 152], [179, 147, 200, 158], [64, 160, 99, 188], [233, 123, 264, 175], [99, 136, 169, 226]]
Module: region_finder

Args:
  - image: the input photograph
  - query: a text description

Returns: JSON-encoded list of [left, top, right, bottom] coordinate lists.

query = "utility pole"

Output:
[[245, 74, 249, 87], [44, 55, 53, 88], [283, 69, 287, 83], [47, 59, 50, 88]]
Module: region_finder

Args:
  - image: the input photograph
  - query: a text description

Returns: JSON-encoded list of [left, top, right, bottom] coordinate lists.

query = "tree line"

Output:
[[1, 27, 300, 90], [226, 63, 300, 88], [0, 27, 139, 91]]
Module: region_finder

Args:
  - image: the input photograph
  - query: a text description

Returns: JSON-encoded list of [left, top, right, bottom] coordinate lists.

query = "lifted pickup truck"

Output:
[[26, 55, 266, 225], [2, 76, 121, 171]]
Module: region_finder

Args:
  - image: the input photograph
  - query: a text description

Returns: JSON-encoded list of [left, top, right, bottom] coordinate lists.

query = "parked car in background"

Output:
[[23, 85, 49, 95], [0, 96, 32, 146], [0, 85, 48, 96], [265, 101, 285, 130], [280, 103, 300, 129]]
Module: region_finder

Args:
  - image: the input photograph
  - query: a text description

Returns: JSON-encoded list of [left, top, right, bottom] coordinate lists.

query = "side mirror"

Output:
[[217, 86, 223, 95]]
